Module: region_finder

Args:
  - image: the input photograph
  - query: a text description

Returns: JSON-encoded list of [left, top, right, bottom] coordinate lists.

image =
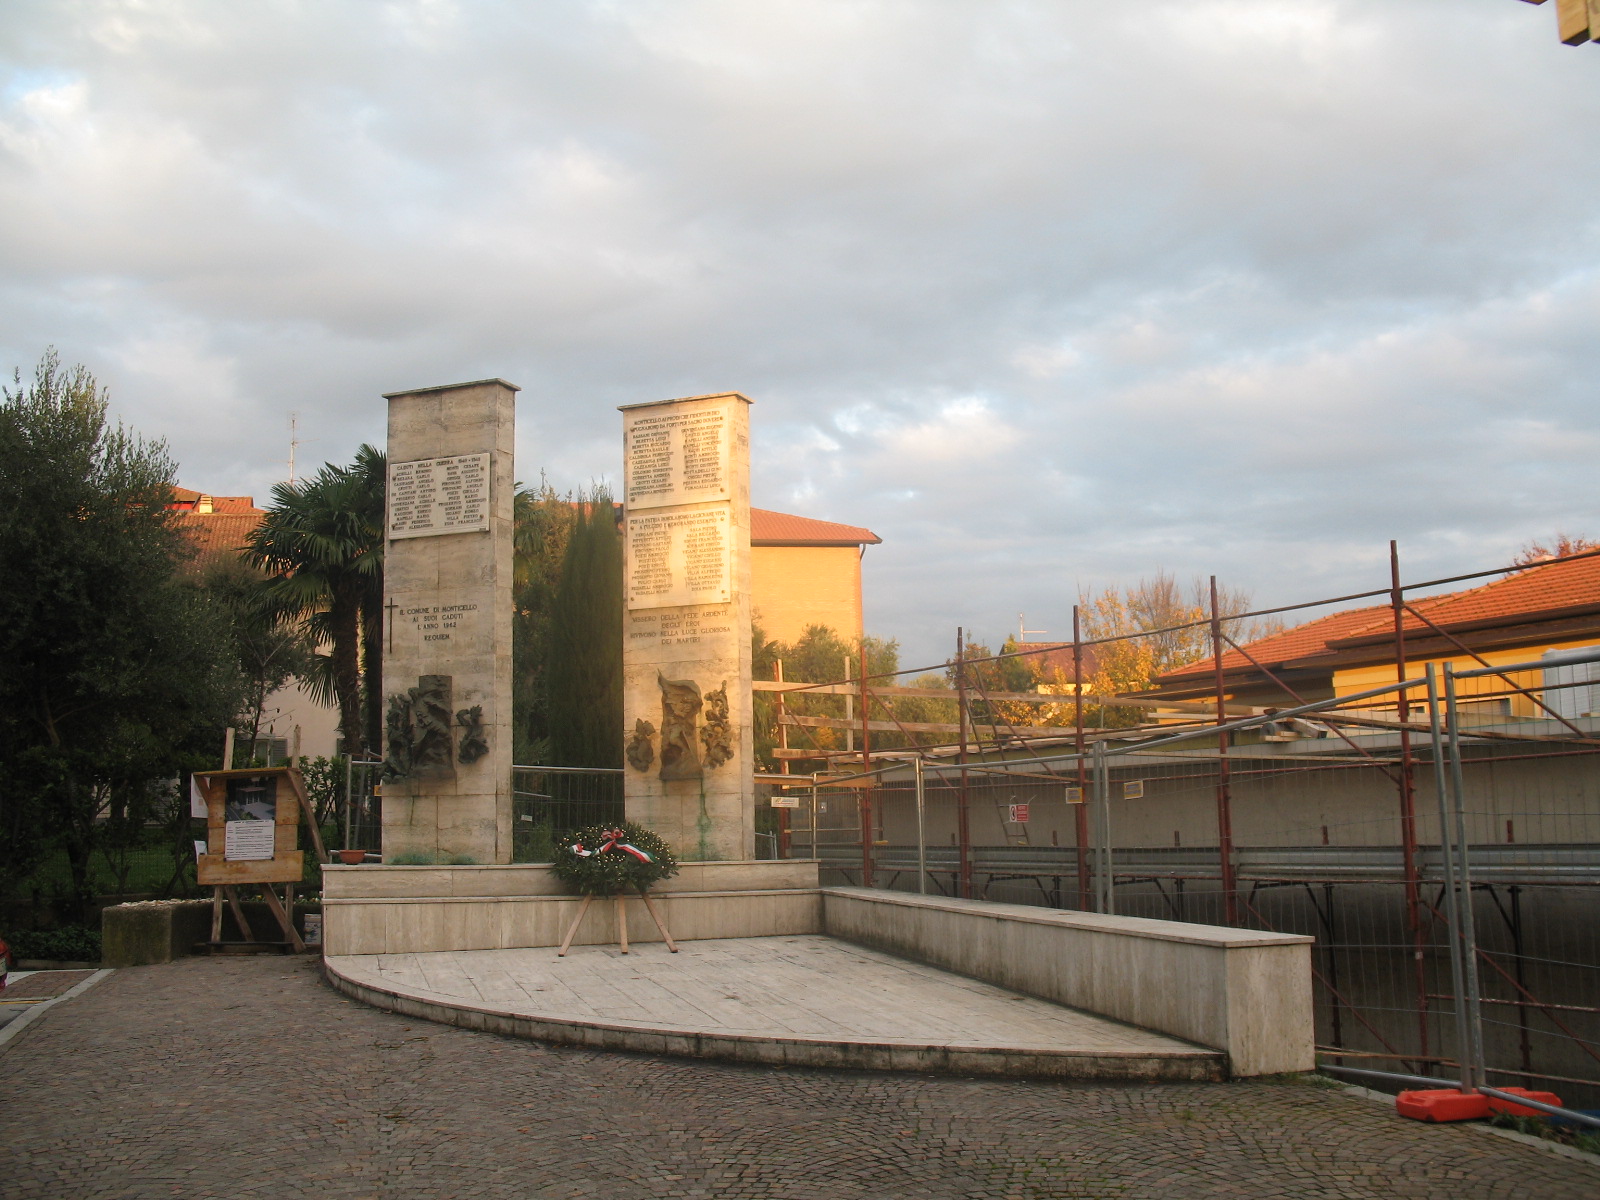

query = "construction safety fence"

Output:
[[776, 660, 1600, 1110]]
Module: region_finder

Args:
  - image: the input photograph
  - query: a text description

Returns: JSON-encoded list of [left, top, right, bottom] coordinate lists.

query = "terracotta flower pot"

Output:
[[337, 849, 367, 865]]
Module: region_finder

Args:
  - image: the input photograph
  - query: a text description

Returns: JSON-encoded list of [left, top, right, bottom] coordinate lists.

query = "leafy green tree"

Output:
[[542, 488, 623, 767], [243, 446, 385, 757], [1076, 573, 1273, 726], [0, 351, 244, 917], [755, 624, 903, 769], [198, 557, 312, 754]]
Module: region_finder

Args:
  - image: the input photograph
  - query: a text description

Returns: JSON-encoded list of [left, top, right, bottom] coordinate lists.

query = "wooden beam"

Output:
[[1558, 0, 1592, 43], [284, 767, 330, 865], [779, 713, 1093, 738], [222, 886, 255, 942], [752, 679, 1256, 715], [258, 884, 306, 952], [197, 852, 305, 886]]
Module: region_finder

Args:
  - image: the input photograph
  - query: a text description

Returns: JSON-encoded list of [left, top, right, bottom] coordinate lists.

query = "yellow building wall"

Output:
[[1333, 637, 1600, 718], [750, 544, 865, 647]]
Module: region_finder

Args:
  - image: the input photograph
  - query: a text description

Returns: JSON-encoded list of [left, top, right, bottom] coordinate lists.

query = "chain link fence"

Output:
[[783, 660, 1600, 1109]]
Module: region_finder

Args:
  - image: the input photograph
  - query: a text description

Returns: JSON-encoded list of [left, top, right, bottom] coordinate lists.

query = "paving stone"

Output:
[[0, 956, 1596, 1198], [1, 969, 96, 999]]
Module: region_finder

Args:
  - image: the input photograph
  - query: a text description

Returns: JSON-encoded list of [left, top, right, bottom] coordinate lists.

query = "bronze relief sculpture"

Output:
[[625, 717, 657, 772], [383, 674, 455, 779], [455, 705, 489, 764], [657, 674, 703, 781], [699, 681, 733, 769]]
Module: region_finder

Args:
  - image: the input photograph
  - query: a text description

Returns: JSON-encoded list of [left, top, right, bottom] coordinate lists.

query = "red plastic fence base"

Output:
[[1485, 1088, 1563, 1118], [1396, 1090, 1489, 1122], [1396, 1087, 1564, 1123]]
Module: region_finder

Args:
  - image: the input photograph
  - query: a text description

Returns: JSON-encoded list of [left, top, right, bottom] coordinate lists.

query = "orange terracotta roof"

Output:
[[1330, 552, 1600, 646], [1157, 604, 1394, 682], [1156, 551, 1600, 684], [751, 509, 881, 546], [169, 486, 261, 515], [172, 511, 264, 573]]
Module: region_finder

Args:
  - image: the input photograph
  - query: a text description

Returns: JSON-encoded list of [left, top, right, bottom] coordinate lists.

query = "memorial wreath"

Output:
[[551, 821, 679, 896]]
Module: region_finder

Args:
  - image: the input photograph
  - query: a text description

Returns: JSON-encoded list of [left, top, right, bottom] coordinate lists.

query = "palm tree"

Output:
[[243, 447, 386, 757]]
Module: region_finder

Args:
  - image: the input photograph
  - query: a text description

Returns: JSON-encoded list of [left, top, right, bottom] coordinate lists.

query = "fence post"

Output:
[[1426, 665, 1472, 1092], [1072, 605, 1092, 911], [1444, 664, 1488, 1089], [956, 627, 973, 899], [1209, 578, 1238, 925], [1094, 740, 1113, 914], [343, 754, 354, 851], [858, 641, 874, 888], [914, 756, 927, 895]]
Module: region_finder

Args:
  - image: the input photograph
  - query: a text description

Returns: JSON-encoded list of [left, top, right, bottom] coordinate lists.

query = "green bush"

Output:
[[5, 925, 102, 962]]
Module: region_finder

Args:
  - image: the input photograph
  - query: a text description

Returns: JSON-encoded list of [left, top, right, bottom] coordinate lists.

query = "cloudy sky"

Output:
[[3, 1, 1597, 667]]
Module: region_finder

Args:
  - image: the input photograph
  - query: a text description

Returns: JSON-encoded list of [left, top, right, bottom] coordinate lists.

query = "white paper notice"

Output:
[[193, 839, 209, 862], [190, 777, 207, 818], [224, 820, 276, 861]]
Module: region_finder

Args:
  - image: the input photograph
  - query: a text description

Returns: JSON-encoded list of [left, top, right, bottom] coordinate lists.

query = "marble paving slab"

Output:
[[328, 934, 1216, 1058]]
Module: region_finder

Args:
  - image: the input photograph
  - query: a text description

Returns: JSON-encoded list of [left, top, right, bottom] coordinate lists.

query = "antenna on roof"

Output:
[[1018, 613, 1046, 643], [287, 414, 317, 484]]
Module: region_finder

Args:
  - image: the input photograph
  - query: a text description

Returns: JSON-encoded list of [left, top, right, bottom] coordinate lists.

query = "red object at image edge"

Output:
[[1396, 1088, 1563, 1123]]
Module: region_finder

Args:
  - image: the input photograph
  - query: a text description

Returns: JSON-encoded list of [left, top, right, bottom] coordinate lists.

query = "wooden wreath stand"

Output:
[[557, 886, 678, 956]]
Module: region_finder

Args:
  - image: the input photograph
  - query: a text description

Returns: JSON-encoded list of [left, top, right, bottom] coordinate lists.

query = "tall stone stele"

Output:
[[620, 392, 754, 860], [380, 379, 518, 864]]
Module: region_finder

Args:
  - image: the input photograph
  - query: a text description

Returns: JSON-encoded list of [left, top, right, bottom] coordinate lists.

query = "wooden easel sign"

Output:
[[192, 766, 328, 952]]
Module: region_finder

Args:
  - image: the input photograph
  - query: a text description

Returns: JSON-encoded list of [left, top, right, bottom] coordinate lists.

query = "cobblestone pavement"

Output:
[[2, 956, 1597, 1199]]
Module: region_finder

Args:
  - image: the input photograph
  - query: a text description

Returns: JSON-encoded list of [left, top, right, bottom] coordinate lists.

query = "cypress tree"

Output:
[[542, 488, 623, 767]]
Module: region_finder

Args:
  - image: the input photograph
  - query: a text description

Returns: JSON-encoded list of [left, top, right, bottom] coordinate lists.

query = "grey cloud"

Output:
[[2, 0, 1598, 666]]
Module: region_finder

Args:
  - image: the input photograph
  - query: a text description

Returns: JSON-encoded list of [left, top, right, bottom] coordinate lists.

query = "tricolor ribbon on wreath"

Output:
[[568, 828, 655, 863]]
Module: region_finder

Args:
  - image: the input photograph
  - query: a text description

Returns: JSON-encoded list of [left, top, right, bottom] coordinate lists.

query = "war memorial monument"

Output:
[[320, 378, 1314, 1081]]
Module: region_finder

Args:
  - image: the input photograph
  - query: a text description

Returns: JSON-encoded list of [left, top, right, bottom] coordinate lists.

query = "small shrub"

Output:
[[4, 925, 103, 962]]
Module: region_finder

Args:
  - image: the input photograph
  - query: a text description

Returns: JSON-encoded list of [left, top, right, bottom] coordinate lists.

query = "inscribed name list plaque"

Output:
[[623, 406, 730, 510], [387, 453, 490, 539], [625, 506, 731, 609]]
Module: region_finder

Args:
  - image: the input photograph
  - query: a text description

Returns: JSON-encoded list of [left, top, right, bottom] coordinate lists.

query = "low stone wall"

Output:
[[321, 860, 822, 956], [102, 899, 322, 965], [821, 888, 1313, 1077], [102, 901, 215, 967]]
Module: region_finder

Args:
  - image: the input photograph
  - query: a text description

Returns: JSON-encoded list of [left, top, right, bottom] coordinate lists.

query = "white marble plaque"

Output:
[[388, 453, 491, 539], [624, 604, 738, 661], [625, 507, 731, 609], [392, 600, 484, 653], [623, 406, 730, 509]]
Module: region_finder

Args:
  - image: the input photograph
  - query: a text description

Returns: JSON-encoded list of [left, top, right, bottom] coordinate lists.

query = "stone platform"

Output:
[[324, 934, 1224, 1081]]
